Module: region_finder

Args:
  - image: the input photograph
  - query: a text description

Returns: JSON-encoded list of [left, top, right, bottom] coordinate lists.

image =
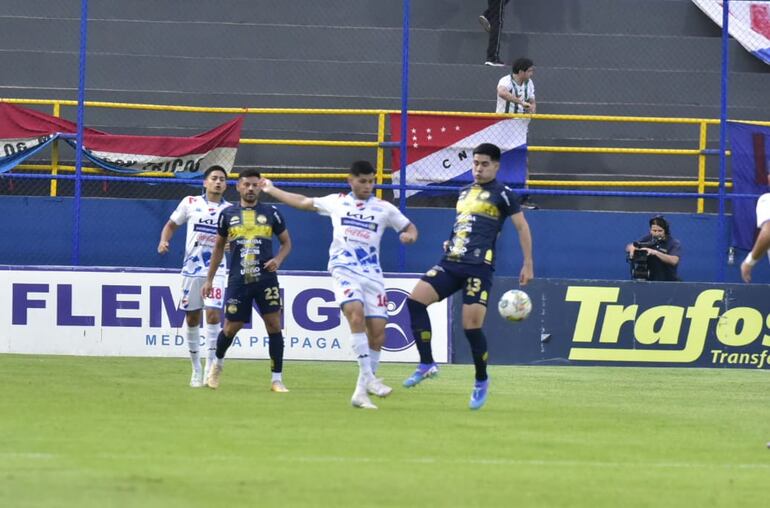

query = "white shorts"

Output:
[[331, 268, 388, 319], [180, 276, 225, 312]]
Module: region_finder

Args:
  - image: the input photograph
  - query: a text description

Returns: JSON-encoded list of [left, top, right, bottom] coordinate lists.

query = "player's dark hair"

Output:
[[349, 160, 375, 176], [237, 168, 262, 179], [203, 165, 227, 179], [473, 143, 501, 162], [512, 57, 534, 74], [649, 215, 670, 235]]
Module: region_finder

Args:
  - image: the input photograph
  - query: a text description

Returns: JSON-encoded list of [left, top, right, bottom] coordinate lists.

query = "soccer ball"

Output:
[[497, 289, 532, 322]]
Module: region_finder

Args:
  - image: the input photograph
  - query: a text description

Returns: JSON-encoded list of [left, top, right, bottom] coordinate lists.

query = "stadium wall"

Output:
[[1, 196, 765, 283]]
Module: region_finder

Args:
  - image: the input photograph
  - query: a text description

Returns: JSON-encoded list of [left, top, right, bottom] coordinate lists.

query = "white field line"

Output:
[[4, 452, 768, 471], [278, 455, 770, 470]]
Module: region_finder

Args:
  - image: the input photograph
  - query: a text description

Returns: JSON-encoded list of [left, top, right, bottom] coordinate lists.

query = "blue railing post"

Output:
[[72, 0, 89, 266], [717, 0, 730, 282], [398, 0, 410, 272]]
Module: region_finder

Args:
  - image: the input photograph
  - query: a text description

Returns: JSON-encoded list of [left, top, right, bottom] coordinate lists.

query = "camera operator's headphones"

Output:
[[649, 215, 670, 236]]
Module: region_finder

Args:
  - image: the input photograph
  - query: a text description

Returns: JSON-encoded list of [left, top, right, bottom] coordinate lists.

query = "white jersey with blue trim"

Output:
[[169, 195, 231, 278], [756, 193, 770, 262], [312, 193, 411, 282]]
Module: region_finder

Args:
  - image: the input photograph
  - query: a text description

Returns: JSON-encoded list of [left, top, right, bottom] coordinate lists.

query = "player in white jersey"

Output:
[[259, 161, 418, 409], [741, 191, 770, 282], [157, 165, 231, 388]]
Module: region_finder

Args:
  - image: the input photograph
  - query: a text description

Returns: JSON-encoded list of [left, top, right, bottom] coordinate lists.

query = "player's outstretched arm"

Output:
[[741, 222, 770, 282], [399, 223, 418, 244], [511, 212, 534, 286], [157, 220, 179, 254], [259, 178, 316, 211], [202, 234, 227, 297]]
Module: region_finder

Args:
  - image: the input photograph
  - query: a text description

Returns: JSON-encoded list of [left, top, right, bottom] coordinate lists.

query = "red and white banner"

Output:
[[71, 117, 242, 177], [0, 102, 243, 177], [692, 0, 770, 64]]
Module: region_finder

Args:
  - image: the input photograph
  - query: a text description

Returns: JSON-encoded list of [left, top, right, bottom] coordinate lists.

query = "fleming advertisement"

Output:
[[461, 278, 770, 369], [0, 268, 449, 363]]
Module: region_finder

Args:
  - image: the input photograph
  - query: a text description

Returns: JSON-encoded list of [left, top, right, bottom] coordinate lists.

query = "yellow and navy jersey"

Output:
[[217, 203, 286, 285], [444, 180, 520, 267]]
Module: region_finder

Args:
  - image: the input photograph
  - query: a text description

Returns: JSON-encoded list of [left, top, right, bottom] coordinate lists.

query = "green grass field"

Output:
[[1, 354, 768, 507]]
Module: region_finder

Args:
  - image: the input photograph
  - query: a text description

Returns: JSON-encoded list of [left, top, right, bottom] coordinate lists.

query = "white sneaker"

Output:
[[367, 377, 393, 398], [203, 361, 212, 384], [189, 369, 204, 388], [351, 389, 378, 409], [271, 380, 290, 393], [206, 363, 223, 389]]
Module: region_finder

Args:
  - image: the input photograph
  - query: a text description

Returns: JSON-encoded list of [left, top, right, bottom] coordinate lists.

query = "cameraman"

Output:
[[625, 216, 682, 281]]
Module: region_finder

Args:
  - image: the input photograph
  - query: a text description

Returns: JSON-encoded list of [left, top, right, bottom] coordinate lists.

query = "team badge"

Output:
[[227, 304, 238, 314], [480, 291, 488, 304], [257, 214, 268, 224], [479, 191, 490, 200], [426, 269, 438, 277]]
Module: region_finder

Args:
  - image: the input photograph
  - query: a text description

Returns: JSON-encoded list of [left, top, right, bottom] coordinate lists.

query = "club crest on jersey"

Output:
[[479, 191, 490, 200], [257, 214, 268, 224]]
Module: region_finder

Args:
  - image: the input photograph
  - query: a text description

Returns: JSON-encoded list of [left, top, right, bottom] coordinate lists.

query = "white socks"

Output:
[[185, 325, 201, 372], [272, 372, 282, 382], [205, 323, 219, 369], [351, 332, 373, 389], [369, 348, 381, 376]]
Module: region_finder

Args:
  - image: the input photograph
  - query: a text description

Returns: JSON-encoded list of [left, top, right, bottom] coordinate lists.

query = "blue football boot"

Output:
[[402, 363, 439, 388], [469, 378, 490, 410]]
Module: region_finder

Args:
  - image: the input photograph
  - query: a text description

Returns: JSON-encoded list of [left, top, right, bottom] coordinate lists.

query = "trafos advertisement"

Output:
[[457, 278, 770, 369], [1, 268, 449, 362]]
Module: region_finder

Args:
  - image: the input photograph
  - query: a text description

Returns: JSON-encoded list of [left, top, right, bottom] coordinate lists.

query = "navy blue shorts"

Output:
[[224, 276, 282, 323], [420, 259, 494, 306]]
